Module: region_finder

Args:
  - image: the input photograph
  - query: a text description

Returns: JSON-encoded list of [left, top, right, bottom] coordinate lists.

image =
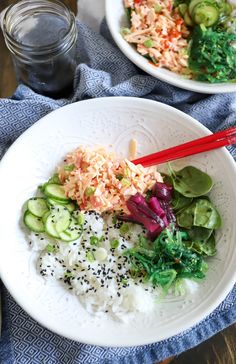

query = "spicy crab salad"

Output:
[[23, 146, 221, 320]]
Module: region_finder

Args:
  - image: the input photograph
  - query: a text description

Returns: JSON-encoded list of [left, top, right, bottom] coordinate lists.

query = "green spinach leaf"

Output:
[[200, 234, 217, 256], [177, 202, 196, 228], [170, 166, 213, 198], [194, 199, 221, 229], [172, 190, 193, 211], [187, 226, 213, 242]]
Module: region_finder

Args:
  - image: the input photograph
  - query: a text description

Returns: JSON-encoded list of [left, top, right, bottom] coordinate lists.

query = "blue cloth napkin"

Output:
[[0, 20, 236, 364]]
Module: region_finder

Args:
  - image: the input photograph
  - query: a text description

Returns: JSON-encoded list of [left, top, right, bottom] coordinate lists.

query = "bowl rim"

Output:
[[105, 0, 236, 94]]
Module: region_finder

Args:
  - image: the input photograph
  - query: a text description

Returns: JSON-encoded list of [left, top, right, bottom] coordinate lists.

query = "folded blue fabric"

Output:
[[0, 20, 235, 364]]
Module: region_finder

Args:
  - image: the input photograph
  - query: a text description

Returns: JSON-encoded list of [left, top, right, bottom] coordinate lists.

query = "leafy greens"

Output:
[[189, 25, 236, 83], [124, 226, 208, 293]]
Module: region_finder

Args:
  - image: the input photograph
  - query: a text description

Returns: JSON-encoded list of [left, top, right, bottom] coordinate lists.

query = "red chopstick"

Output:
[[132, 126, 236, 167]]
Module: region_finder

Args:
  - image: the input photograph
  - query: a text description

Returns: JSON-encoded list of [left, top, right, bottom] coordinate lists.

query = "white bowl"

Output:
[[0, 97, 235, 346], [105, 0, 236, 94]]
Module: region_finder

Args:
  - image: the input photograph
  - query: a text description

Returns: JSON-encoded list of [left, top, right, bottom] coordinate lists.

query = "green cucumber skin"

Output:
[[193, 3, 219, 26], [48, 205, 71, 234], [45, 215, 60, 238], [24, 210, 45, 233], [27, 198, 49, 218], [24, 176, 82, 241], [44, 184, 69, 202], [47, 198, 76, 212], [59, 219, 83, 242]]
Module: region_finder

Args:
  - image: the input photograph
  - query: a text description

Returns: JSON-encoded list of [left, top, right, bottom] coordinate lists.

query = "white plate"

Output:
[[0, 97, 236, 347], [105, 0, 236, 94]]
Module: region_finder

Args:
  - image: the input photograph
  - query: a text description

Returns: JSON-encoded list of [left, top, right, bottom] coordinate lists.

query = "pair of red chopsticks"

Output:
[[132, 126, 236, 167]]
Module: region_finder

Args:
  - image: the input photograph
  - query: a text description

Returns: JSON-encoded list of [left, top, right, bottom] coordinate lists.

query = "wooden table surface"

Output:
[[0, 1, 235, 363]]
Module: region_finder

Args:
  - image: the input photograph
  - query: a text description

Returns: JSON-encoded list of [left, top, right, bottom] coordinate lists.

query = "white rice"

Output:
[[29, 211, 159, 320]]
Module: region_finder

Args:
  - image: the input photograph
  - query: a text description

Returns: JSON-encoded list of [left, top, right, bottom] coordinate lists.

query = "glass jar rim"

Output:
[[2, 0, 76, 56]]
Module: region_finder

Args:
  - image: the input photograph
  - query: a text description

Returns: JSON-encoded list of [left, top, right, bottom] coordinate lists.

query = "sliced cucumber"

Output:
[[47, 198, 76, 212], [193, 3, 219, 26], [42, 211, 51, 224], [45, 215, 60, 238], [39, 174, 61, 192], [189, 0, 205, 16], [45, 205, 71, 237], [27, 198, 49, 217], [50, 205, 71, 233], [48, 173, 61, 184], [47, 197, 69, 206], [59, 217, 83, 242], [189, 0, 216, 16], [72, 210, 85, 225], [24, 210, 45, 233], [64, 203, 76, 213], [44, 184, 69, 202]]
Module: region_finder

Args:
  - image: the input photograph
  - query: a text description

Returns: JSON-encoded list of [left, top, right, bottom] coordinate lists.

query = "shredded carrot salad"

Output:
[[123, 0, 189, 73], [58, 146, 162, 213]]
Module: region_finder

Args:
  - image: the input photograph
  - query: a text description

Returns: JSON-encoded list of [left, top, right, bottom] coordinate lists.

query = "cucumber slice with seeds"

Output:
[[28, 198, 49, 217], [63, 203, 76, 213], [50, 205, 71, 233], [24, 210, 45, 233], [59, 217, 83, 242], [44, 184, 69, 202], [42, 211, 51, 224], [193, 3, 218, 26], [64, 203, 76, 213], [73, 211, 85, 225], [45, 205, 71, 237], [47, 197, 69, 206], [47, 198, 76, 212], [45, 215, 60, 238], [189, 0, 204, 16]]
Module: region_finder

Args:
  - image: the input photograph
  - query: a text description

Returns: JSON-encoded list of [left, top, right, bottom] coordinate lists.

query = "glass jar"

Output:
[[2, 0, 77, 97]]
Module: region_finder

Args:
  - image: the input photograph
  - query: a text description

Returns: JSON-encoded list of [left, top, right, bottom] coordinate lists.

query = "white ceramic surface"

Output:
[[105, 0, 236, 94], [0, 97, 236, 347]]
